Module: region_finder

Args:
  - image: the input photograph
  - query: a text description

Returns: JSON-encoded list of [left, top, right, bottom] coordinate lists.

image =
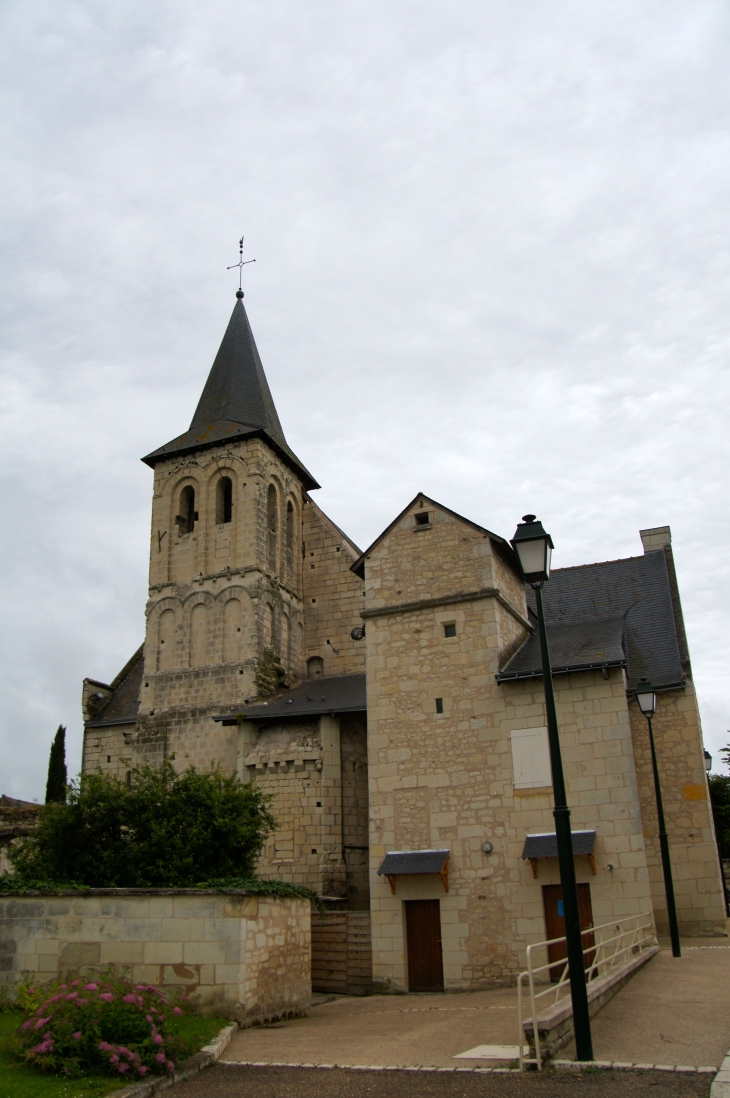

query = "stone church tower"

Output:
[[82, 288, 367, 898], [134, 287, 318, 773]]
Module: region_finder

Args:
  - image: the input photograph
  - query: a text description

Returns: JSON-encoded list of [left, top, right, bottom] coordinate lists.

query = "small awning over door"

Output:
[[521, 830, 597, 878], [377, 849, 450, 894]]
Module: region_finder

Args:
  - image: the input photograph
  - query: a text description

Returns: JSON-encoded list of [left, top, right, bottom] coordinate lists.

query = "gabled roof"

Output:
[[350, 493, 512, 578], [86, 646, 144, 728], [498, 550, 685, 691], [141, 293, 319, 490], [213, 673, 367, 725]]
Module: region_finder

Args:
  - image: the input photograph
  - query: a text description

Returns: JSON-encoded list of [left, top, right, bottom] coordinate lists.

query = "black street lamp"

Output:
[[511, 516, 594, 1063], [634, 679, 681, 958]]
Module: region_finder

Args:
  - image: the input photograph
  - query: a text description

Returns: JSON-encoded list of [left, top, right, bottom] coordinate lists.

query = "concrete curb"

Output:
[[219, 1058, 718, 1075], [710, 1050, 730, 1098], [115, 1022, 238, 1098], [553, 1060, 717, 1074], [220, 1060, 522, 1073]]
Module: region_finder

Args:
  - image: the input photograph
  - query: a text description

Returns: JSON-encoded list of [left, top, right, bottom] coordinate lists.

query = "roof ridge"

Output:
[[552, 553, 647, 574]]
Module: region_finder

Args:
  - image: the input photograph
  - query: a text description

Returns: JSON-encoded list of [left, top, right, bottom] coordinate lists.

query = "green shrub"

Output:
[[3, 761, 276, 889], [14, 973, 188, 1079]]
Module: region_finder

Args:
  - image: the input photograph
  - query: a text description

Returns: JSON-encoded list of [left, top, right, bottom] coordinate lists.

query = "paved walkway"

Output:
[[224, 943, 730, 1071], [561, 945, 730, 1068], [225, 986, 519, 1069]]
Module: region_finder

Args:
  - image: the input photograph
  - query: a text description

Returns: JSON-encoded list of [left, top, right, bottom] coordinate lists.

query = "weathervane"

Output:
[[227, 235, 256, 295]]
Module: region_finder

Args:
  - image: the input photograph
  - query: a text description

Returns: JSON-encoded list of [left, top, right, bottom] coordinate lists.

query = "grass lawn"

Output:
[[0, 1011, 229, 1098]]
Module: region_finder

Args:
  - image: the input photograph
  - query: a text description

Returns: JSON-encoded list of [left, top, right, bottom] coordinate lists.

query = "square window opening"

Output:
[[443, 623, 456, 638], [414, 511, 430, 526]]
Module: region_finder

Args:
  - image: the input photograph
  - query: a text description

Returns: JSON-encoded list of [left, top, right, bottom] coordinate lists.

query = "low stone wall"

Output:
[[0, 889, 311, 1026]]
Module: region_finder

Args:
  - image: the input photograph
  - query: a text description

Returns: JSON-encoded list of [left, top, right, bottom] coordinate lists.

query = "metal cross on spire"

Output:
[[227, 235, 256, 295]]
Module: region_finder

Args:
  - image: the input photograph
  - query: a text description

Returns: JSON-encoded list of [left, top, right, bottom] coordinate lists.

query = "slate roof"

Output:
[[142, 294, 319, 490], [213, 673, 367, 725], [521, 831, 596, 859], [498, 550, 685, 692], [86, 646, 144, 728], [377, 849, 450, 876], [498, 619, 626, 681]]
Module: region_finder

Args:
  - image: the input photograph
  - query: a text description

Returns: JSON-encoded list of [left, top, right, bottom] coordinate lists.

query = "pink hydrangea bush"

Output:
[[15, 973, 190, 1077]]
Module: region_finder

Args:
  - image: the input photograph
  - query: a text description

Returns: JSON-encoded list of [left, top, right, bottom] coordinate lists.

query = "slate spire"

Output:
[[142, 292, 318, 489]]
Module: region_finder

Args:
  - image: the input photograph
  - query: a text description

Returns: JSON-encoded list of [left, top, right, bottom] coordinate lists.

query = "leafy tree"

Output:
[[709, 772, 730, 861], [9, 761, 276, 888], [45, 725, 67, 804]]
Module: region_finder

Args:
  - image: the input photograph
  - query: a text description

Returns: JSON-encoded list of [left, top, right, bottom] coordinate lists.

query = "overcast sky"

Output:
[[1, 0, 729, 800]]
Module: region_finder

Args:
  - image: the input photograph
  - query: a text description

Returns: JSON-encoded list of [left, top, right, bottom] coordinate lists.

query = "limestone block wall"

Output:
[[629, 684, 726, 936], [82, 724, 134, 781], [302, 497, 366, 678], [144, 437, 306, 711], [366, 584, 656, 990], [237, 713, 369, 904], [363, 498, 499, 612], [340, 714, 370, 909], [0, 891, 310, 1025]]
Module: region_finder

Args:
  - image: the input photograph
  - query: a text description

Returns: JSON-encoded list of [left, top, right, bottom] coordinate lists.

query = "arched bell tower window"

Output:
[[216, 477, 233, 524], [286, 501, 294, 574], [267, 484, 278, 572], [178, 486, 197, 535]]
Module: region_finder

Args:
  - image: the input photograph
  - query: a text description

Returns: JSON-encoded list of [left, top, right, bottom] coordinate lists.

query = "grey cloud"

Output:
[[1, 0, 729, 796]]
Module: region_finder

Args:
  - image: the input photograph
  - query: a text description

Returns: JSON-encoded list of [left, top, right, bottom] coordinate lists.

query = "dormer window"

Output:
[[177, 486, 197, 535], [414, 511, 430, 528], [216, 477, 233, 524]]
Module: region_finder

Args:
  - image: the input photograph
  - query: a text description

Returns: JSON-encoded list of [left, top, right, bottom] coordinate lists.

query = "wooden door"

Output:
[[542, 883, 596, 983], [405, 899, 444, 992]]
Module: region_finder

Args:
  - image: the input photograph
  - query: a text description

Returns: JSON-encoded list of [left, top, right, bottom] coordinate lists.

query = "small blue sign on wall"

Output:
[[557, 900, 564, 917]]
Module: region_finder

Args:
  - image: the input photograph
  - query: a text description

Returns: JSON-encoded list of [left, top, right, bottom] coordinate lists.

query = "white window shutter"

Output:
[[510, 727, 551, 789]]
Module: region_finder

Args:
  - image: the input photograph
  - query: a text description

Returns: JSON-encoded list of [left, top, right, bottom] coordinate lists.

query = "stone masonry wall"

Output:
[[0, 891, 310, 1025], [302, 496, 366, 678], [364, 498, 657, 991], [628, 684, 726, 936], [84, 436, 311, 782], [241, 715, 353, 899], [82, 724, 135, 782], [340, 714, 369, 909], [143, 436, 305, 715], [363, 498, 496, 613]]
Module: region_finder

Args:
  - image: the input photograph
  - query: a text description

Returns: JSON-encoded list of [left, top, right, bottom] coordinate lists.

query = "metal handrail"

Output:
[[517, 911, 656, 1070]]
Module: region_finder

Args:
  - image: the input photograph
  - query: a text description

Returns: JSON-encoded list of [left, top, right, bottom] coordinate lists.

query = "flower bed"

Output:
[[14, 972, 189, 1079]]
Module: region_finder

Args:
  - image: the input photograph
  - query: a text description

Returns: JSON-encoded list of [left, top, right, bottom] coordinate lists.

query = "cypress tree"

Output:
[[45, 725, 67, 804]]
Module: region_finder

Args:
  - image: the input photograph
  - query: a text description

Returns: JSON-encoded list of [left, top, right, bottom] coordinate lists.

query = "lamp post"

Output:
[[634, 679, 681, 958], [510, 516, 593, 1063]]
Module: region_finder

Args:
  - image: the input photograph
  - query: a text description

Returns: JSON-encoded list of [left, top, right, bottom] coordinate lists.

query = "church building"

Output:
[[82, 288, 726, 993]]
